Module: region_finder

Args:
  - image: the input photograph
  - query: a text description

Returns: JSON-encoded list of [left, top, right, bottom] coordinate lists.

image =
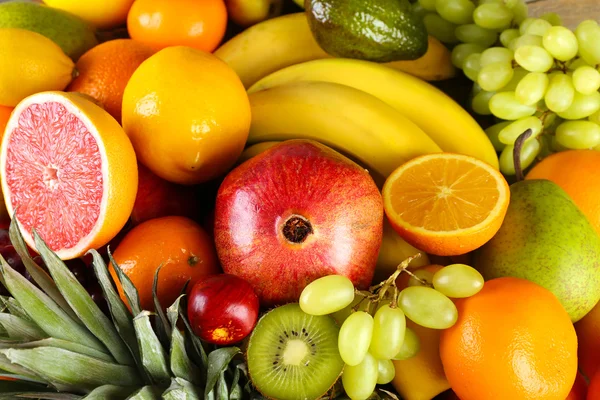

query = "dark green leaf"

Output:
[[133, 311, 170, 385], [215, 373, 228, 400], [229, 366, 242, 400], [13, 394, 82, 400], [81, 385, 136, 400], [162, 378, 201, 400], [8, 218, 78, 321], [107, 250, 141, 316], [152, 264, 170, 348], [0, 313, 46, 341], [125, 386, 162, 400], [178, 309, 208, 369], [0, 378, 53, 393], [0, 338, 114, 363], [204, 348, 240, 399], [1, 296, 32, 322], [34, 231, 133, 366], [168, 298, 202, 385], [0, 257, 106, 354]]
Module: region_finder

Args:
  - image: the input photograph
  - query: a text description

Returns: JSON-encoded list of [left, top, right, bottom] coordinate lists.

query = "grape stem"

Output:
[[513, 128, 533, 182]]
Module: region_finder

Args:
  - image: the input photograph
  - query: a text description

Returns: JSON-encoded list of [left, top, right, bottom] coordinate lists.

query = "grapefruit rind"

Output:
[[0, 91, 138, 260]]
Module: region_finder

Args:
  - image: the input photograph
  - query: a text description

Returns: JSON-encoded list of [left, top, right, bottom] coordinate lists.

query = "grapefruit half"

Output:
[[0, 91, 138, 260]]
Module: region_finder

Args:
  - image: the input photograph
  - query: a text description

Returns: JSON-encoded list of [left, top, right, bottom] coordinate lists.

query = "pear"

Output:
[[473, 179, 600, 322]]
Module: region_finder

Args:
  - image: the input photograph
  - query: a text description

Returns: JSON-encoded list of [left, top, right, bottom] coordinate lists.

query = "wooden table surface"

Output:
[[527, 0, 599, 30]]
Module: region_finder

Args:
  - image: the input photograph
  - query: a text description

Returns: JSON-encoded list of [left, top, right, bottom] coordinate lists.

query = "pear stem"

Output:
[[513, 129, 533, 182]]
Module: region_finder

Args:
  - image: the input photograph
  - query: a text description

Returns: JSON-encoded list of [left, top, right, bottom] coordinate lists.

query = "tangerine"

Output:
[[109, 216, 221, 311], [67, 39, 155, 123], [440, 277, 577, 400]]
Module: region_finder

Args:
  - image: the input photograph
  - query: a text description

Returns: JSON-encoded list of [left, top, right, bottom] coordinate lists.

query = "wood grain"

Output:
[[527, 0, 600, 30]]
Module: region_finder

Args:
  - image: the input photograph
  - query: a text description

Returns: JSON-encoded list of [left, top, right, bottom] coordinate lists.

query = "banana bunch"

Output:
[[223, 12, 500, 277]]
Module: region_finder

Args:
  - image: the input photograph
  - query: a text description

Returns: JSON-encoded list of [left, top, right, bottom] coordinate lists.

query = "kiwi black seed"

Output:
[[246, 303, 344, 400]]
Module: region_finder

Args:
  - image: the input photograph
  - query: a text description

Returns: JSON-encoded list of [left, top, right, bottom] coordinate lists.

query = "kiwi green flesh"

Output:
[[247, 304, 344, 400]]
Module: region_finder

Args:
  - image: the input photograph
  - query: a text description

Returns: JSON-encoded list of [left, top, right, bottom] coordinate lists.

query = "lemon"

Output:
[[0, 28, 75, 107], [43, 0, 134, 30]]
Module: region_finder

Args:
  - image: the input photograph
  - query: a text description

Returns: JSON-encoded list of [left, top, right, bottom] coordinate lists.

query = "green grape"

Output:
[[499, 138, 541, 175], [477, 0, 503, 4], [473, 3, 513, 30], [452, 43, 487, 69], [569, 58, 591, 71], [471, 90, 496, 115], [540, 12, 562, 27], [397, 286, 458, 329], [435, 0, 474, 25], [558, 92, 600, 120], [411, 2, 431, 20], [511, 0, 529, 26], [500, 29, 520, 48], [418, 0, 437, 11], [576, 20, 600, 66], [504, 0, 521, 8], [498, 116, 543, 145], [572, 66, 600, 95], [432, 264, 484, 298], [523, 18, 552, 37], [376, 359, 396, 385], [485, 121, 511, 151], [510, 34, 543, 51], [408, 269, 434, 287], [477, 62, 514, 92], [342, 352, 378, 400], [455, 24, 498, 48], [542, 26, 579, 62], [369, 305, 406, 360], [463, 53, 482, 82], [392, 327, 420, 361], [299, 275, 355, 315], [424, 13, 459, 44], [331, 291, 367, 324], [489, 91, 537, 120], [514, 45, 554, 72], [590, 110, 600, 125], [338, 311, 373, 366], [545, 73, 575, 113], [500, 67, 528, 91], [480, 47, 514, 67], [516, 72, 549, 105], [518, 18, 536, 35], [556, 121, 600, 149]]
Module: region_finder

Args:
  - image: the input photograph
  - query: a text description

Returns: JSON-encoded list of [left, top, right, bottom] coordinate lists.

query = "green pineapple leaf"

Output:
[[151, 265, 171, 348], [0, 338, 115, 363], [215, 372, 229, 400], [0, 255, 106, 354], [133, 311, 170, 385], [33, 230, 133, 366], [80, 384, 136, 399], [8, 217, 78, 322], [162, 378, 201, 400], [125, 385, 163, 400], [0, 352, 43, 382], [178, 308, 208, 369], [0, 313, 46, 341], [166, 295, 202, 386], [0, 296, 32, 322], [0, 394, 81, 400], [204, 348, 241, 399], [107, 250, 142, 316]]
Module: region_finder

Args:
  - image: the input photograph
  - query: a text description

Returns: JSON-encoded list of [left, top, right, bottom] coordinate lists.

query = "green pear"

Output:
[[473, 179, 600, 322]]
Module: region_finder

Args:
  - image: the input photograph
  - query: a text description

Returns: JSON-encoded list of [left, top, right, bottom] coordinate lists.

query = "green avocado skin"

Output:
[[473, 179, 600, 323], [0, 1, 98, 60], [306, 0, 428, 62]]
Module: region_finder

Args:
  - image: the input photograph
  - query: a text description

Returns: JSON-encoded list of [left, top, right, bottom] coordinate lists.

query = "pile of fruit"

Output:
[[0, 0, 600, 399]]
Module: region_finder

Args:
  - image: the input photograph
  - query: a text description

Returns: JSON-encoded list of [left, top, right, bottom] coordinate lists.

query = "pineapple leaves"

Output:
[[125, 386, 163, 400], [152, 265, 171, 348], [81, 385, 136, 399], [133, 311, 171, 385], [162, 378, 202, 400], [0, 313, 46, 341], [0, 296, 32, 321], [204, 348, 241, 399], [167, 296, 202, 386], [107, 250, 142, 316], [0, 338, 115, 363], [34, 231, 134, 366]]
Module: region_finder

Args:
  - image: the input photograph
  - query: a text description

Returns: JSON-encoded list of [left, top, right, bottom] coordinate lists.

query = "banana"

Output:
[[248, 81, 442, 184], [237, 141, 280, 164], [214, 12, 455, 88], [248, 58, 499, 169]]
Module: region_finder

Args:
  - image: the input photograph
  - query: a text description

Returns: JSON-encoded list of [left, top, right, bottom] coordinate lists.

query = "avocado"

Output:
[[305, 0, 428, 62], [0, 1, 98, 60]]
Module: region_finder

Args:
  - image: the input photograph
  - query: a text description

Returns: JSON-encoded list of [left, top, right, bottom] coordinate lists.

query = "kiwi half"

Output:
[[247, 303, 344, 400]]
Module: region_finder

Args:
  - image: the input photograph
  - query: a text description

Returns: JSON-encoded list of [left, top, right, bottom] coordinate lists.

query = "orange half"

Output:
[[382, 153, 510, 256]]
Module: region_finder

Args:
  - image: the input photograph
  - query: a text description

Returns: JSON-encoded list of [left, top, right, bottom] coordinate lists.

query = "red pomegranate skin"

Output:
[[214, 139, 384, 306], [187, 274, 259, 345]]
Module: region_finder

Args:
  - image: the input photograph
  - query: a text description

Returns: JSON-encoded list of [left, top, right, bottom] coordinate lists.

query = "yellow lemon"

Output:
[[42, 0, 134, 30], [122, 46, 251, 185], [0, 28, 75, 107]]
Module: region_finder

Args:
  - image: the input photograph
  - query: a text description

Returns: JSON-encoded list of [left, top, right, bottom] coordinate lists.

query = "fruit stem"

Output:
[[282, 215, 313, 243], [513, 129, 533, 182]]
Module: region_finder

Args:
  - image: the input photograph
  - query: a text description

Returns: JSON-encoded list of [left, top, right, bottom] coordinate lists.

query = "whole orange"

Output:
[[122, 46, 251, 185], [67, 39, 155, 123], [127, 0, 227, 53], [576, 300, 600, 380], [109, 216, 221, 311], [526, 150, 600, 236], [0, 105, 12, 140], [440, 277, 578, 400]]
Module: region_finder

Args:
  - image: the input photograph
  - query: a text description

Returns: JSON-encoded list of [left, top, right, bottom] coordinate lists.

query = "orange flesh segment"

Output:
[[388, 157, 501, 232]]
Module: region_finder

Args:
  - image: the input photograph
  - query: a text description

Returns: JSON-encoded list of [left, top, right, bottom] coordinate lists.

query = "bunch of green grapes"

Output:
[[414, 0, 600, 176], [298, 263, 484, 400]]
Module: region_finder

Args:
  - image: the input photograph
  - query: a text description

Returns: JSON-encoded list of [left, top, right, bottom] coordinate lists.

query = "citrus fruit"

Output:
[[526, 150, 600, 236], [127, 0, 227, 53], [382, 153, 510, 256], [67, 39, 155, 123], [392, 264, 451, 400], [0, 106, 12, 139], [0, 28, 75, 107], [440, 277, 578, 400], [109, 216, 221, 311], [122, 46, 251, 185], [566, 372, 588, 400], [0, 91, 138, 260], [576, 300, 600, 380], [42, 0, 135, 30]]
